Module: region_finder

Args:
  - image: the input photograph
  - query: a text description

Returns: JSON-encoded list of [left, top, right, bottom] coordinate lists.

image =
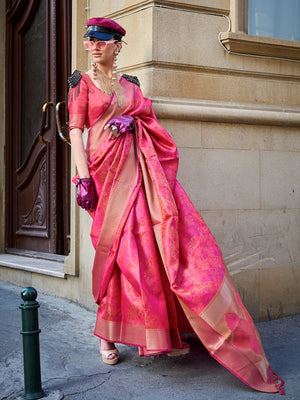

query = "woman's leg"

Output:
[[99, 338, 116, 351]]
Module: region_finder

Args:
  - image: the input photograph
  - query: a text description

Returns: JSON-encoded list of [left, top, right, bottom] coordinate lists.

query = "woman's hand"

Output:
[[69, 128, 97, 210], [76, 178, 97, 211], [105, 115, 135, 139]]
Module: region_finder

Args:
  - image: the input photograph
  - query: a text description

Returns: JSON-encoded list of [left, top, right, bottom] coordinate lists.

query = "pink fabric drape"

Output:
[[69, 74, 284, 394]]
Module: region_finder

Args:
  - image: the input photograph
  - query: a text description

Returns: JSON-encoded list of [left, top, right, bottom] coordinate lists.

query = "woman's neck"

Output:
[[96, 63, 113, 79]]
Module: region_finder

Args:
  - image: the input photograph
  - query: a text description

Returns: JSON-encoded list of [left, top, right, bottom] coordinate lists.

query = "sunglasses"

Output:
[[83, 40, 117, 51]]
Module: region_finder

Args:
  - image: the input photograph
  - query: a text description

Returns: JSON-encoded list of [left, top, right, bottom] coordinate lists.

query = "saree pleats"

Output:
[[94, 186, 189, 354], [70, 77, 282, 394]]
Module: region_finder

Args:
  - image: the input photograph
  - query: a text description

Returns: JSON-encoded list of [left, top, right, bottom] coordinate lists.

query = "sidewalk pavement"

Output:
[[0, 279, 299, 400]]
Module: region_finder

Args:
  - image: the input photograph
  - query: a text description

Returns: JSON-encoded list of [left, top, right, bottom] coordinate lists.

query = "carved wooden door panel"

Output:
[[5, 0, 71, 255]]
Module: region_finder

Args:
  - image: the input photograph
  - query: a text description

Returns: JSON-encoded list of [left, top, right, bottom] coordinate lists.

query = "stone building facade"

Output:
[[0, 0, 299, 320]]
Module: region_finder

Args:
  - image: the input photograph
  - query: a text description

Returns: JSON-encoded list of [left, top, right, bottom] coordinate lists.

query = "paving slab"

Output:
[[0, 280, 299, 399]]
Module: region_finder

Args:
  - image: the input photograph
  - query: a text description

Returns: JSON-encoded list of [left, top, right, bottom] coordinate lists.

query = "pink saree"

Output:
[[69, 73, 284, 394]]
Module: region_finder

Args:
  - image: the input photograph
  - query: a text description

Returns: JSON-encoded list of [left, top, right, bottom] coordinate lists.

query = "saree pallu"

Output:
[[69, 74, 283, 394]]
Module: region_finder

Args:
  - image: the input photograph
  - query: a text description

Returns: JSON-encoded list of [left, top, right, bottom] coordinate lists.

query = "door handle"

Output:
[[39, 102, 54, 144], [56, 101, 70, 145]]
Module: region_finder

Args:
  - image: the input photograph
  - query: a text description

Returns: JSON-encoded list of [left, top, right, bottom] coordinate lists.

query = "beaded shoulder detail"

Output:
[[67, 70, 82, 88], [122, 74, 140, 87]]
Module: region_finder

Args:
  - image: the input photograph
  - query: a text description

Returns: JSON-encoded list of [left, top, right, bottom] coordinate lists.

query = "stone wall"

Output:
[[94, 0, 300, 320], [0, 0, 299, 320]]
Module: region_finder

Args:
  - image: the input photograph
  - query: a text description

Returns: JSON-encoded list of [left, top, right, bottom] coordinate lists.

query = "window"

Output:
[[248, 0, 300, 41]]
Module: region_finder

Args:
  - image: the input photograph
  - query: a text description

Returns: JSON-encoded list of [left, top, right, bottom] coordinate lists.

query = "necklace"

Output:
[[92, 62, 124, 107]]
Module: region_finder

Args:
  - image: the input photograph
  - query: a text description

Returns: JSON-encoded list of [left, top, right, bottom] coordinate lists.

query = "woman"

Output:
[[68, 17, 284, 394]]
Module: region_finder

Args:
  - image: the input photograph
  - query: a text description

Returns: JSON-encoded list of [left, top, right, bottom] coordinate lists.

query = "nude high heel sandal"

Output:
[[99, 340, 119, 365]]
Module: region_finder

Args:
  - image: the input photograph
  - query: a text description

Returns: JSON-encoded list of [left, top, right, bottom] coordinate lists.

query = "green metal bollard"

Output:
[[20, 287, 45, 400]]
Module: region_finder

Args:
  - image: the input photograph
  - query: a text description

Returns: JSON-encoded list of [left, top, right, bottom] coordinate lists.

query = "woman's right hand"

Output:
[[76, 177, 97, 211], [69, 128, 97, 210]]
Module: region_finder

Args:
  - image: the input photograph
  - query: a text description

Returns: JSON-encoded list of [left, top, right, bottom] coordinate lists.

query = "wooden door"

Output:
[[5, 0, 71, 255]]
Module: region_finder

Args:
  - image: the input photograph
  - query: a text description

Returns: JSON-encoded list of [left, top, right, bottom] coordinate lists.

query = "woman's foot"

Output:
[[99, 339, 119, 365]]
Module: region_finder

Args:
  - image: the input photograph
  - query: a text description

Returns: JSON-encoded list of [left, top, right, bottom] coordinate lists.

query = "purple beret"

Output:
[[84, 17, 126, 40]]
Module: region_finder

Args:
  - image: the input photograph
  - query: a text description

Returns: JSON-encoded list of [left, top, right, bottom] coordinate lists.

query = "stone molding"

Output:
[[120, 61, 300, 82], [220, 32, 300, 62], [104, 0, 230, 19], [152, 96, 300, 126]]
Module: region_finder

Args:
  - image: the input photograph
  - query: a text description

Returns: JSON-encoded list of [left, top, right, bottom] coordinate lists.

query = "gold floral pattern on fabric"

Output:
[[68, 75, 282, 394]]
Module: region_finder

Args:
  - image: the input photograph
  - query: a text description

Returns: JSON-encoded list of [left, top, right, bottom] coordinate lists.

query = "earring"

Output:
[[92, 62, 98, 78], [111, 51, 118, 88]]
